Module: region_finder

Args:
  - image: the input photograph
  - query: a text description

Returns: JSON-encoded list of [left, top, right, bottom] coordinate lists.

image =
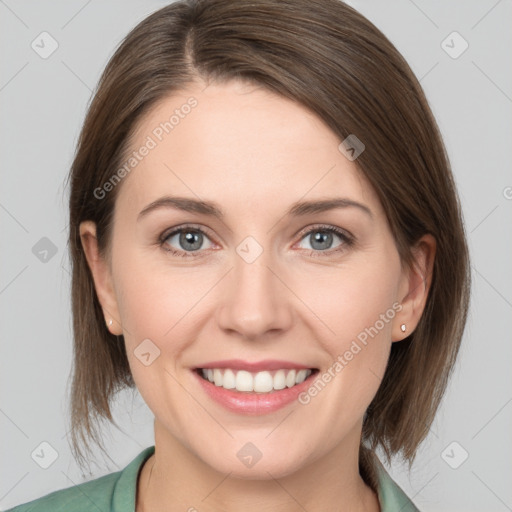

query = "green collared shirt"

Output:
[[6, 446, 420, 511]]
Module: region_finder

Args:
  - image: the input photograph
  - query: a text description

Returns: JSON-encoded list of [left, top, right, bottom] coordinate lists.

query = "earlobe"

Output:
[[393, 234, 436, 342], [79, 221, 123, 335]]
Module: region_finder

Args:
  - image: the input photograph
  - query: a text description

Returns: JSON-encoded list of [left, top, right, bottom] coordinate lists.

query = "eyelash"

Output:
[[158, 224, 355, 259]]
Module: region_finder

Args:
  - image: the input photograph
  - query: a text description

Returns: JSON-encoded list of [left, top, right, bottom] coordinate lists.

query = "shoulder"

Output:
[[4, 471, 120, 512], [5, 446, 155, 512]]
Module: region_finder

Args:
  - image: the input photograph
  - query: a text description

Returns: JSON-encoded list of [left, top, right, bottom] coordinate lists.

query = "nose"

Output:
[[216, 246, 293, 341]]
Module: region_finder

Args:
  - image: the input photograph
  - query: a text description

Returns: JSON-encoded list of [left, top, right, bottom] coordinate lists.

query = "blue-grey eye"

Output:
[[164, 229, 213, 252], [298, 229, 345, 251]]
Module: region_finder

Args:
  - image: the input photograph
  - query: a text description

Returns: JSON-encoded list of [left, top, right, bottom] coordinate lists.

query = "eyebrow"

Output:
[[137, 196, 373, 221]]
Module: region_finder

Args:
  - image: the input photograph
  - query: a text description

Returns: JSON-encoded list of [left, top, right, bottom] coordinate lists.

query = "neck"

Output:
[[137, 420, 380, 512]]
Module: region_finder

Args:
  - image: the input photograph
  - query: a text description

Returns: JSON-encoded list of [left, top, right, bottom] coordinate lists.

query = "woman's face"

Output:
[[86, 79, 416, 479]]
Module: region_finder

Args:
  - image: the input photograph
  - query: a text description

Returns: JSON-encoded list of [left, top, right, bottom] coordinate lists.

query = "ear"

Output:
[[393, 234, 436, 342], [79, 221, 123, 335]]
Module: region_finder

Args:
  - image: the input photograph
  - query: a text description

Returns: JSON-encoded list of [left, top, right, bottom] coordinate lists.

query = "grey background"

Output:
[[1, 1, 511, 510]]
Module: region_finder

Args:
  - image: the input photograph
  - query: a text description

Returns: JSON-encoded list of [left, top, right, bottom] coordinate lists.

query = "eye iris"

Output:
[[180, 231, 202, 251], [310, 231, 333, 250]]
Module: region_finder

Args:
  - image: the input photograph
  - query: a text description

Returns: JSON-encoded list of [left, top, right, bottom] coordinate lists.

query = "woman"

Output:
[[7, 0, 470, 510]]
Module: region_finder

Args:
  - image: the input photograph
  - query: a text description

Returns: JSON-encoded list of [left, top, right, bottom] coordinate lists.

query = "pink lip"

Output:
[[191, 367, 318, 415], [195, 359, 315, 372]]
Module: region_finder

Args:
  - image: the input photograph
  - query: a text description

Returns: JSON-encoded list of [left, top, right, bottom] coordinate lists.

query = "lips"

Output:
[[191, 359, 319, 414]]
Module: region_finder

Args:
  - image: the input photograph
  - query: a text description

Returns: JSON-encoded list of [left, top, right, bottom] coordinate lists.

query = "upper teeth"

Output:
[[201, 368, 313, 393]]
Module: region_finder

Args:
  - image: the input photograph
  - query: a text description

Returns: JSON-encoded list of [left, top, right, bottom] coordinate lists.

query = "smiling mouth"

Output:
[[194, 367, 319, 394]]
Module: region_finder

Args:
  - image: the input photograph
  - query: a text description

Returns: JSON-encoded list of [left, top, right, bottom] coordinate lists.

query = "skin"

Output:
[[81, 79, 435, 512]]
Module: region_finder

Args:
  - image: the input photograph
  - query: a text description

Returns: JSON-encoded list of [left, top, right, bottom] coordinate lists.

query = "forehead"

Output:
[[114, 80, 381, 219]]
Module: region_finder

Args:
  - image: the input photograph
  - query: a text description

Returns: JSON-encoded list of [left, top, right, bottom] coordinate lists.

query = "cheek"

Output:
[[113, 263, 199, 426], [292, 252, 401, 349], [291, 252, 401, 417], [111, 249, 225, 404], [114, 246, 206, 341]]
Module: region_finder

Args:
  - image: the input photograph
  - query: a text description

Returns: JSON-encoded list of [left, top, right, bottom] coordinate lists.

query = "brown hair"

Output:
[[66, 0, 470, 484]]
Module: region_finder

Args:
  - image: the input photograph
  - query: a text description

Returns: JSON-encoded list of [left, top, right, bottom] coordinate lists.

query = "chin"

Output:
[[202, 447, 308, 481]]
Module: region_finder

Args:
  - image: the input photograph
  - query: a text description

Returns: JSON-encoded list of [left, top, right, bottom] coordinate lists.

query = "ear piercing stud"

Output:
[[400, 324, 406, 332], [108, 319, 113, 326]]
